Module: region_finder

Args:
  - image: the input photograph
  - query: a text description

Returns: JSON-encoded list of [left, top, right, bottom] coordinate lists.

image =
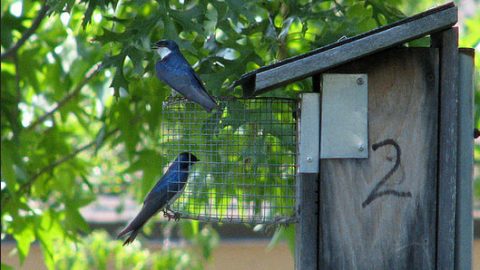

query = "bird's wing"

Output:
[[143, 173, 170, 205], [190, 69, 217, 102], [156, 63, 202, 94], [117, 166, 179, 242], [157, 66, 188, 90], [156, 55, 217, 111]]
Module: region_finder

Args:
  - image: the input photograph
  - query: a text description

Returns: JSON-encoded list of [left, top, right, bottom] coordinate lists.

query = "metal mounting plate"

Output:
[[298, 93, 320, 173], [320, 74, 368, 159]]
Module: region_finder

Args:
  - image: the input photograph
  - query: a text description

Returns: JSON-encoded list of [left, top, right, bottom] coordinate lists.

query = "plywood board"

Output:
[[318, 48, 439, 269]]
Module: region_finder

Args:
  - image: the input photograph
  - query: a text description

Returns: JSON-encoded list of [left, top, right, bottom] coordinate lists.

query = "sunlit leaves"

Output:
[[46, 0, 76, 14], [1, 141, 17, 195], [1, 11, 27, 48], [85, 0, 407, 100], [79, 0, 118, 28], [169, 5, 206, 34], [64, 203, 90, 233], [45, 228, 217, 270], [268, 225, 295, 254], [12, 221, 35, 263], [102, 52, 126, 97], [2, 1, 107, 267]]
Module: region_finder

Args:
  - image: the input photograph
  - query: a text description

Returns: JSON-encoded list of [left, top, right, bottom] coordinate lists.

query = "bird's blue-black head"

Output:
[[153, 40, 179, 50], [176, 152, 199, 169], [153, 40, 180, 60]]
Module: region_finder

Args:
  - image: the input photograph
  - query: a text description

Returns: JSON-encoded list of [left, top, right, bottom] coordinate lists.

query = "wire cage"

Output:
[[160, 97, 298, 224]]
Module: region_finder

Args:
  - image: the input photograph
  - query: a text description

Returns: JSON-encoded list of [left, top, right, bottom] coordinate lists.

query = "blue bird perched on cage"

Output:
[[152, 40, 218, 112], [117, 152, 199, 246]]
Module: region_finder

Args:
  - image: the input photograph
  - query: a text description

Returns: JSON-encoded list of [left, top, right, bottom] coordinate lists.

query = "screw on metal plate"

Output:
[[358, 144, 365, 152], [356, 77, 364, 85], [306, 157, 313, 162]]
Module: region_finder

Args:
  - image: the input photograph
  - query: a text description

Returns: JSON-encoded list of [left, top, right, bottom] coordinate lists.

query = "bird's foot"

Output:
[[163, 207, 181, 221], [165, 211, 181, 221]]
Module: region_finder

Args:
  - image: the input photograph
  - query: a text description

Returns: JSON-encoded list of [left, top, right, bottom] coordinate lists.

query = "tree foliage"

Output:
[[1, 0, 478, 269]]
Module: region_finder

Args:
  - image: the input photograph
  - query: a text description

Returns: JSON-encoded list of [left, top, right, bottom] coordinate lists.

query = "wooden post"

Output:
[[455, 48, 474, 270], [318, 48, 439, 269], [296, 93, 320, 270], [431, 28, 459, 270], [296, 173, 319, 270]]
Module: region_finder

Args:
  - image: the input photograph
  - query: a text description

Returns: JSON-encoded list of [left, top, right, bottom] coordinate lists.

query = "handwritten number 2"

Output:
[[362, 139, 412, 208]]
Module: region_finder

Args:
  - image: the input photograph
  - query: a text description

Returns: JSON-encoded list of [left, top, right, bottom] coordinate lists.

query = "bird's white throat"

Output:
[[157, 47, 172, 59]]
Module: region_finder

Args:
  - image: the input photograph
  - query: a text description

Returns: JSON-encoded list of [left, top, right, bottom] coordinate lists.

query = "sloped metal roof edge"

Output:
[[234, 2, 457, 96]]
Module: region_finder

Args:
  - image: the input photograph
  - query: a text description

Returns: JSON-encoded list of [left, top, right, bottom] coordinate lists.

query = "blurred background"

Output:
[[1, 0, 479, 269]]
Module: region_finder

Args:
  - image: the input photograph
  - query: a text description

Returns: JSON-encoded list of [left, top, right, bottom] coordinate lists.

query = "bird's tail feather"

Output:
[[117, 225, 134, 239], [117, 204, 159, 244], [116, 211, 146, 240], [122, 229, 139, 246]]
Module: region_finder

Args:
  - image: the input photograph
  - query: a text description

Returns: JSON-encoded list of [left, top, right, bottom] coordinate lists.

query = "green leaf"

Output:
[[1, 263, 14, 270], [125, 46, 146, 76], [196, 225, 219, 260], [1, 12, 27, 49], [95, 27, 131, 44], [1, 141, 17, 194], [268, 225, 295, 254], [81, 0, 119, 28], [135, 149, 163, 199], [111, 69, 128, 97], [169, 6, 205, 34], [13, 224, 35, 264], [47, 0, 76, 13], [116, 100, 139, 156], [103, 52, 126, 69], [65, 205, 90, 232], [181, 220, 199, 240], [36, 210, 63, 269]]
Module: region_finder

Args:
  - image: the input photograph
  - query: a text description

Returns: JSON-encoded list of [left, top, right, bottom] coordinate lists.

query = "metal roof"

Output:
[[233, 2, 457, 97]]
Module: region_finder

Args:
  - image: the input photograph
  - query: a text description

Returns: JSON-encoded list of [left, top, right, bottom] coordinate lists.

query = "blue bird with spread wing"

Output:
[[117, 152, 199, 246], [153, 40, 217, 112]]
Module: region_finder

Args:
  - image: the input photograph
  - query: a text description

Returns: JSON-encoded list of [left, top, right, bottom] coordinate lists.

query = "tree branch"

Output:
[[27, 64, 102, 130], [27, 128, 119, 185], [22, 128, 119, 194], [1, 4, 50, 60], [1, 128, 120, 206], [10, 55, 22, 138]]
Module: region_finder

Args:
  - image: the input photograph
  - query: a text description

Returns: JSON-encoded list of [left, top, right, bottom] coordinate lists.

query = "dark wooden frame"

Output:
[[233, 3, 457, 97], [456, 48, 475, 270], [431, 28, 459, 269]]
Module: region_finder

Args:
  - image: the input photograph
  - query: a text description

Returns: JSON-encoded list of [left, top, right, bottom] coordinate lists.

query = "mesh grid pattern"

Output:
[[160, 97, 297, 224]]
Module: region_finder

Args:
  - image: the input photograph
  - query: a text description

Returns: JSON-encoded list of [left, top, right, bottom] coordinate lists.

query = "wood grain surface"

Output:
[[318, 48, 439, 269]]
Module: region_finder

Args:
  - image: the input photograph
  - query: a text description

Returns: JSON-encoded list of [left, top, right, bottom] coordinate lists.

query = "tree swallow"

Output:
[[117, 152, 199, 245], [153, 40, 217, 112]]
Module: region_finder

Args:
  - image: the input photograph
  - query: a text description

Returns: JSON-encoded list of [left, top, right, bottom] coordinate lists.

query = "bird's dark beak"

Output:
[[152, 40, 168, 50], [151, 43, 162, 50]]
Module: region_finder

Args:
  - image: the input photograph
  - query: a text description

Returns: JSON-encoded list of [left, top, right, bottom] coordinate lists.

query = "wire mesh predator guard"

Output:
[[160, 97, 297, 224]]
